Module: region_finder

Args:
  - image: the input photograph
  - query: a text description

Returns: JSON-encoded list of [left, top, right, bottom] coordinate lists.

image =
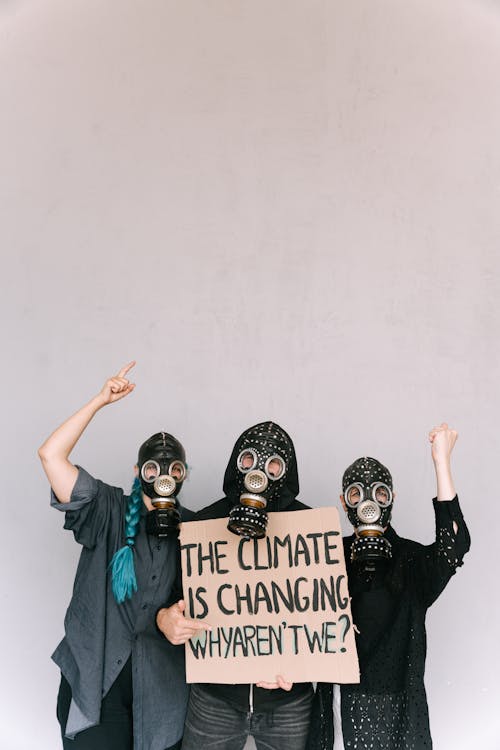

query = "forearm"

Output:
[[38, 394, 106, 502], [429, 423, 458, 502], [433, 457, 456, 502]]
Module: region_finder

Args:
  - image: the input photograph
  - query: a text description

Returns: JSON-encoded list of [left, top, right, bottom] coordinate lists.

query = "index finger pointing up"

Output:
[[118, 361, 136, 378]]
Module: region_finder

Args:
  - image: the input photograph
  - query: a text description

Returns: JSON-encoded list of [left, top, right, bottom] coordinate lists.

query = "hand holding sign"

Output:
[[256, 675, 293, 691], [157, 599, 211, 645]]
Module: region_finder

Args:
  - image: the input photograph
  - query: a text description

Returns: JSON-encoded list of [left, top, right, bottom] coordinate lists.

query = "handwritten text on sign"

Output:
[[180, 507, 360, 684]]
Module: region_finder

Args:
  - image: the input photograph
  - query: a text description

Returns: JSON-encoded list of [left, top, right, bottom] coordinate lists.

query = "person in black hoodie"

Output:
[[157, 421, 314, 750]]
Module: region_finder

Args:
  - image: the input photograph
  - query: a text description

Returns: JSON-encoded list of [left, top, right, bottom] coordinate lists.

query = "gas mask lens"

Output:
[[237, 449, 258, 472], [265, 455, 286, 480], [345, 483, 364, 507], [169, 460, 186, 482], [372, 482, 392, 506], [141, 460, 160, 483]]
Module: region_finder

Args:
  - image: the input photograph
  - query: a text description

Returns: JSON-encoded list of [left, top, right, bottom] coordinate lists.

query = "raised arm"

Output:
[[38, 362, 136, 502], [414, 422, 470, 607]]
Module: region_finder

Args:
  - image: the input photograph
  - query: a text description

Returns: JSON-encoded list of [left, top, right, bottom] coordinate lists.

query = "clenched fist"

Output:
[[428, 423, 458, 465]]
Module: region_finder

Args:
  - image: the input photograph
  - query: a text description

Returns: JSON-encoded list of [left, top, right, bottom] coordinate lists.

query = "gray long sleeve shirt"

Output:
[[51, 467, 194, 750]]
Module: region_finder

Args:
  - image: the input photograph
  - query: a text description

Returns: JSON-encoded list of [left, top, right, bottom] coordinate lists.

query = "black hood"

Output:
[[222, 421, 299, 511]]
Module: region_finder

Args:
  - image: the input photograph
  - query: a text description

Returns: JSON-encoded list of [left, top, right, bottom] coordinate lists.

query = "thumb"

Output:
[[176, 599, 186, 615]]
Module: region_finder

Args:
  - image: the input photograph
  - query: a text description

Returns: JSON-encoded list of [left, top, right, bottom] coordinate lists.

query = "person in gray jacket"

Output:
[[38, 362, 195, 750]]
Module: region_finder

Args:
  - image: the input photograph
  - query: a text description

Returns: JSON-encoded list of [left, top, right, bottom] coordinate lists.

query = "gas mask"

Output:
[[227, 423, 293, 539], [342, 457, 393, 568], [138, 432, 187, 538]]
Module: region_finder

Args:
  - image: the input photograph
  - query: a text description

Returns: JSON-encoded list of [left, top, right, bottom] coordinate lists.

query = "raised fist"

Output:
[[429, 423, 458, 464]]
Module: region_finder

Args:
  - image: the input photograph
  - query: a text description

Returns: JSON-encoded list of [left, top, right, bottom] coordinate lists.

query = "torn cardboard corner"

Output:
[[179, 507, 360, 685]]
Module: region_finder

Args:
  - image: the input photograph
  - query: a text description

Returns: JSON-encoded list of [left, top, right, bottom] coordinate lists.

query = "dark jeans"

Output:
[[181, 684, 313, 750], [57, 659, 182, 750]]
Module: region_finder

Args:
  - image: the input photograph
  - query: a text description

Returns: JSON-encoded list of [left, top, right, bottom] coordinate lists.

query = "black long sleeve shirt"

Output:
[[307, 496, 470, 750]]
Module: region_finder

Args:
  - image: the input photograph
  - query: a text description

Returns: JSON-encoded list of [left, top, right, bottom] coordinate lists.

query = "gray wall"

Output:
[[1, 1, 498, 747]]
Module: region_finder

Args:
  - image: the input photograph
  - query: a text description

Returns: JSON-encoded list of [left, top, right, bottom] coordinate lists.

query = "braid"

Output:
[[110, 477, 143, 604], [124, 477, 143, 544]]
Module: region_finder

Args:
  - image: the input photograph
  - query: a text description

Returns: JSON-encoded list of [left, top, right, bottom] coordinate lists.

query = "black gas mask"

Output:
[[138, 432, 187, 538], [342, 457, 393, 569], [227, 423, 293, 539]]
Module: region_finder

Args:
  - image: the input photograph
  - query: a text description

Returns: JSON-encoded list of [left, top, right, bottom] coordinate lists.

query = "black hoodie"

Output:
[[194, 422, 312, 713]]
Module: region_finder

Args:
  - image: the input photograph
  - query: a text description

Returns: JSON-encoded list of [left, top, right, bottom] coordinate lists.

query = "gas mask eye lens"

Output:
[[169, 460, 186, 482], [345, 483, 364, 507], [141, 460, 160, 483], [265, 455, 286, 480], [237, 449, 258, 473], [372, 483, 392, 506]]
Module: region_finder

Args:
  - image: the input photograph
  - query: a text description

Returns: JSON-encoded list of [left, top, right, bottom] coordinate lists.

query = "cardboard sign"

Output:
[[179, 507, 359, 684]]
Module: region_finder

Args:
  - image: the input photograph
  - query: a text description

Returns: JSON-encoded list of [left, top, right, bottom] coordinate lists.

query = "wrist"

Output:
[[156, 608, 169, 637], [432, 455, 451, 471], [91, 393, 108, 411]]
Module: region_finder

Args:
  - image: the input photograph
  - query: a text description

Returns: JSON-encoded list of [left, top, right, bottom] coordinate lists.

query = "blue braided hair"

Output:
[[110, 477, 143, 604]]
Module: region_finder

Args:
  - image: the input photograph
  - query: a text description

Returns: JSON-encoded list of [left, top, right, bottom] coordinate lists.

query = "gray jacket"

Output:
[[51, 467, 194, 750]]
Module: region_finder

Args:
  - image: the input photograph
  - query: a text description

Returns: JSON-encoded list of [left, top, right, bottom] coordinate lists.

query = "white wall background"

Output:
[[1, 1, 498, 748]]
